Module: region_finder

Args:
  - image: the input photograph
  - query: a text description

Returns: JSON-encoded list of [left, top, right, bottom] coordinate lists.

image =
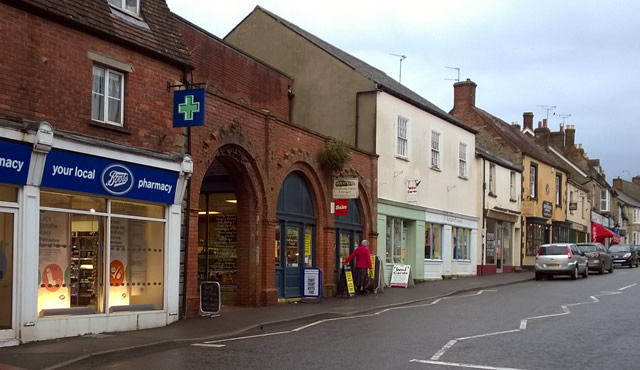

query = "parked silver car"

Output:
[[535, 243, 588, 280], [577, 242, 614, 274]]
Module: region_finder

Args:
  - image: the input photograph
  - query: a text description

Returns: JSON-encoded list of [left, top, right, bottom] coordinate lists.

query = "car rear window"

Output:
[[609, 245, 631, 252], [578, 245, 597, 253], [539, 246, 568, 255]]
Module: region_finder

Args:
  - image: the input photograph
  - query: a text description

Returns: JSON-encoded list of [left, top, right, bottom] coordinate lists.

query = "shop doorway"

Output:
[[334, 199, 363, 283], [0, 208, 16, 341], [496, 225, 504, 273], [275, 173, 316, 298]]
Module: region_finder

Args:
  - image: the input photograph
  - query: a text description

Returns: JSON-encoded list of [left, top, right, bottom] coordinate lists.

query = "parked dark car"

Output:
[[577, 242, 614, 274], [608, 244, 640, 268]]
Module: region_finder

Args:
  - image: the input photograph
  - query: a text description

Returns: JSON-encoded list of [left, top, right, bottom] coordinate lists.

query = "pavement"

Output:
[[0, 271, 534, 370]]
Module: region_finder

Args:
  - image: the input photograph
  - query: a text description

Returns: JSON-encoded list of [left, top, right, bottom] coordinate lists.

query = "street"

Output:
[[74, 267, 640, 370]]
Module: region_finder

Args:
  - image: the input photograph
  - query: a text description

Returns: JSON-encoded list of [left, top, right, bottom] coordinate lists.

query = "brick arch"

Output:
[[187, 143, 267, 311]]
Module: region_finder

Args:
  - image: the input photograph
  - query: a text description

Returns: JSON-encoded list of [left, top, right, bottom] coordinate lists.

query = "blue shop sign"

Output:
[[41, 149, 178, 204], [173, 88, 205, 127], [0, 139, 32, 186]]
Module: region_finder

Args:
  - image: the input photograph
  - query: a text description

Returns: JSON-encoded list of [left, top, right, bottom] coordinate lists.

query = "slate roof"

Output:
[[6, 0, 192, 68], [472, 107, 569, 173], [617, 190, 640, 207], [475, 146, 523, 173], [244, 6, 474, 133], [618, 179, 640, 202]]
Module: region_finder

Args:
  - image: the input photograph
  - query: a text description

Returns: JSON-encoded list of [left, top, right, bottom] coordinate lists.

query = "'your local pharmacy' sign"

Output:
[[41, 149, 178, 204]]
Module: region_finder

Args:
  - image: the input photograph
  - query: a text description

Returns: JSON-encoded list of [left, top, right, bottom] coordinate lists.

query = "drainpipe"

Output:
[[481, 158, 486, 276], [355, 87, 381, 149]]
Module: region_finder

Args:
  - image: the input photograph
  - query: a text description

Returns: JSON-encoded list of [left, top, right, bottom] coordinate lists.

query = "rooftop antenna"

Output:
[[444, 66, 460, 82], [537, 105, 556, 121], [554, 113, 571, 126], [390, 53, 406, 83]]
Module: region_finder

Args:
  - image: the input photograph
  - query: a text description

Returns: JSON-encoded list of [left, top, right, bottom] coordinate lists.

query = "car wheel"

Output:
[[571, 266, 578, 280], [599, 263, 605, 275], [608, 262, 614, 273], [582, 265, 589, 278], [535, 272, 542, 281]]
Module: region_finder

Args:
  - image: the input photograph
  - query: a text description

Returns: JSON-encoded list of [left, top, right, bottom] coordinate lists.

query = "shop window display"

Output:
[[198, 193, 237, 284], [424, 223, 442, 260], [38, 192, 165, 316]]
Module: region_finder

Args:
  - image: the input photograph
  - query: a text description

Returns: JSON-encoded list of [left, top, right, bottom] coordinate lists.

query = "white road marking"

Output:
[[457, 329, 521, 341], [203, 331, 290, 344], [618, 283, 637, 290], [411, 359, 527, 370], [191, 343, 226, 348], [430, 340, 457, 361]]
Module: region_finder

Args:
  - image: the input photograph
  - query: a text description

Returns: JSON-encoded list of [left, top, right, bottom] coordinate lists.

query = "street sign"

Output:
[[173, 88, 205, 127]]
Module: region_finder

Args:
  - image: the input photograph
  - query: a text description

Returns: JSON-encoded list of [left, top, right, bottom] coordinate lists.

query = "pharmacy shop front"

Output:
[[7, 134, 191, 343]]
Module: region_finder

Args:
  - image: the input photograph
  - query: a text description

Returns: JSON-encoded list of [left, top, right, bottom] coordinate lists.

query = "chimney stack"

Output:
[[633, 175, 640, 185], [613, 177, 623, 190], [523, 112, 534, 131], [511, 121, 521, 131], [534, 119, 551, 148], [565, 124, 576, 149], [452, 79, 477, 112], [549, 123, 565, 150]]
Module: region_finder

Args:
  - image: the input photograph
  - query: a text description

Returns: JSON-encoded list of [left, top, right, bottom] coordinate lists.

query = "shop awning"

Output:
[[591, 222, 620, 245]]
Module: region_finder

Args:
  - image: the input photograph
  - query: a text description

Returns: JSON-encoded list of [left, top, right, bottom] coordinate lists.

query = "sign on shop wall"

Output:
[[173, 88, 205, 127], [0, 139, 32, 185], [41, 149, 178, 204], [332, 177, 358, 199], [542, 201, 553, 218], [334, 199, 348, 216], [390, 264, 411, 288], [38, 212, 71, 312], [407, 185, 418, 203]]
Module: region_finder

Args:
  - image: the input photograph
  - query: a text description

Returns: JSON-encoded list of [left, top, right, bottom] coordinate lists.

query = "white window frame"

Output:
[[633, 231, 639, 245], [510, 171, 516, 201], [530, 163, 537, 199], [555, 174, 562, 206], [108, 0, 140, 16], [458, 142, 467, 178], [431, 131, 440, 169], [600, 189, 610, 212], [92, 65, 125, 127], [489, 164, 496, 195], [634, 208, 640, 224], [396, 116, 408, 159]]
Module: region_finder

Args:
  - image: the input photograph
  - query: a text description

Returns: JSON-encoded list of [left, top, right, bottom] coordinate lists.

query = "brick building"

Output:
[[0, 0, 193, 344], [174, 17, 378, 316]]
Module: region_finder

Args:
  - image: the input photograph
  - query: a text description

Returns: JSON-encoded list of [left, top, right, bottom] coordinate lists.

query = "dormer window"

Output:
[[108, 0, 140, 16]]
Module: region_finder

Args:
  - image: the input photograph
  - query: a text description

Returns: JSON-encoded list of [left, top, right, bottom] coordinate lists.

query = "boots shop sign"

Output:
[[0, 138, 32, 185], [41, 149, 178, 204]]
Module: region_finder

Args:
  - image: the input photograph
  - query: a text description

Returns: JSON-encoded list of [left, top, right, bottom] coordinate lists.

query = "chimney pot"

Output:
[[543, 118, 548, 128], [613, 177, 623, 190], [453, 79, 477, 111], [523, 112, 534, 131], [633, 175, 640, 185]]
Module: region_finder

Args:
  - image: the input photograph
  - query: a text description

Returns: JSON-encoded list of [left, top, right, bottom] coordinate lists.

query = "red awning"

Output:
[[591, 222, 620, 245]]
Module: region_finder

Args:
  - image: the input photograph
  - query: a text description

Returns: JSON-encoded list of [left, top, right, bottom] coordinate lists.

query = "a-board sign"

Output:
[[303, 268, 322, 298], [390, 264, 411, 288], [335, 264, 356, 298], [200, 281, 221, 315]]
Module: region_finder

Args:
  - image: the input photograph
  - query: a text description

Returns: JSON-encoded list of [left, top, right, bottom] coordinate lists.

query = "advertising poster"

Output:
[[110, 218, 129, 306], [390, 264, 411, 288], [38, 212, 70, 312], [129, 220, 146, 296]]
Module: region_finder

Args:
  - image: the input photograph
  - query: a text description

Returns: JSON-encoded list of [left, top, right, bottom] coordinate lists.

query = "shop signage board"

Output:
[[335, 264, 355, 297], [390, 264, 411, 288], [41, 149, 178, 204], [173, 88, 205, 127], [542, 201, 553, 218], [302, 268, 322, 298], [334, 199, 348, 216], [200, 281, 221, 316], [332, 177, 358, 199], [0, 139, 32, 185], [407, 185, 418, 203]]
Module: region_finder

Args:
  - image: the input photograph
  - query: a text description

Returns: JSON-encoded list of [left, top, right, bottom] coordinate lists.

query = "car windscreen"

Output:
[[539, 246, 568, 255], [609, 245, 630, 252], [577, 245, 597, 253]]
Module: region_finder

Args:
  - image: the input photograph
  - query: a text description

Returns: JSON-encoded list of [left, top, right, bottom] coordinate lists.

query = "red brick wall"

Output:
[[176, 19, 291, 123], [0, 3, 186, 154]]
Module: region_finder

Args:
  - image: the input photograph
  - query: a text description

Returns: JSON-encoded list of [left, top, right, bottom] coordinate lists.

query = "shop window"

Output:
[[386, 217, 405, 263], [38, 193, 166, 316], [526, 223, 544, 256], [424, 223, 442, 260], [198, 192, 237, 284], [0, 185, 17, 202], [0, 212, 14, 329], [92, 65, 125, 126], [485, 219, 496, 264], [452, 227, 470, 260]]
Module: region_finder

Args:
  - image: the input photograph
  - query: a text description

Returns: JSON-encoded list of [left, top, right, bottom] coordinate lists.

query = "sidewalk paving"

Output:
[[0, 271, 533, 370]]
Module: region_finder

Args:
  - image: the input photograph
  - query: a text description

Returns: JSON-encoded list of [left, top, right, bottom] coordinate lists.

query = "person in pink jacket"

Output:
[[344, 240, 372, 294]]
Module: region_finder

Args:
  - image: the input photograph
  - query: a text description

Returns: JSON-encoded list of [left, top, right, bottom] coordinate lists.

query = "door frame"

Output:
[[0, 206, 17, 341], [275, 218, 315, 298]]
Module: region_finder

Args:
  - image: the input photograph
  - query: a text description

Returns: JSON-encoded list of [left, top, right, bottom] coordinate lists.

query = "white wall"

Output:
[[376, 92, 478, 218]]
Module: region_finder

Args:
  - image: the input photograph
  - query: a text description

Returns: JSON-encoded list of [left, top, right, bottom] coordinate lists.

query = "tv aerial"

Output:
[[554, 113, 571, 126], [390, 53, 406, 83], [537, 105, 556, 120], [444, 66, 460, 82]]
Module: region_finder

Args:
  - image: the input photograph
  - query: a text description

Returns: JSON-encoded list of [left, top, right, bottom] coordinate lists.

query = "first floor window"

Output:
[[489, 164, 496, 195], [526, 222, 544, 256], [38, 192, 165, 316], [431, 131, 440, 169], [600, 189, 610, 212], [556, 174, 562, 206], [530, 163, 538, 199], [633, 231, 639, 245], [396, 116, 408, 158], [634, 208, 640, 224], [92, 65, 124, 126], [452, 227, 470, 260], [458, 143, 467, 178], [510, 171, 516, 200], [424, 223, 442, 260]]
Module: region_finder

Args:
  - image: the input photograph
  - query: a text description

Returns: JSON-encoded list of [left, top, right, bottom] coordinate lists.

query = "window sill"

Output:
[[430, 166, 441, 172], [458, 175, 468, 181], [488, 192, 497, 198], [510, 198, 518, 203], [395, 155, 409, 162], [89, 120, 131, 134]]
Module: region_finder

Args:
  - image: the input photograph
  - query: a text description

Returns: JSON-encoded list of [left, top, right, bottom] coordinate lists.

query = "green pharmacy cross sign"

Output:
[[173, 88, 205, 127]]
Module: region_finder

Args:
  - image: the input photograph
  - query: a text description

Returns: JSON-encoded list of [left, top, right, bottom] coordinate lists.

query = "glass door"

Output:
[[496, 224, 504, 273], [283, 224, 301, 297], [0, 208, 16, 340]]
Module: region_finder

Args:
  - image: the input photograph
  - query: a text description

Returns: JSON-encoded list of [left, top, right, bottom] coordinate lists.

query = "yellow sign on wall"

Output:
[[305, 234, 311, 256]]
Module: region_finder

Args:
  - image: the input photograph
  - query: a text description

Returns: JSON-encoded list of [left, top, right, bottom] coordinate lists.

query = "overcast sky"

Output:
[[166, 0, 640, 183]]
